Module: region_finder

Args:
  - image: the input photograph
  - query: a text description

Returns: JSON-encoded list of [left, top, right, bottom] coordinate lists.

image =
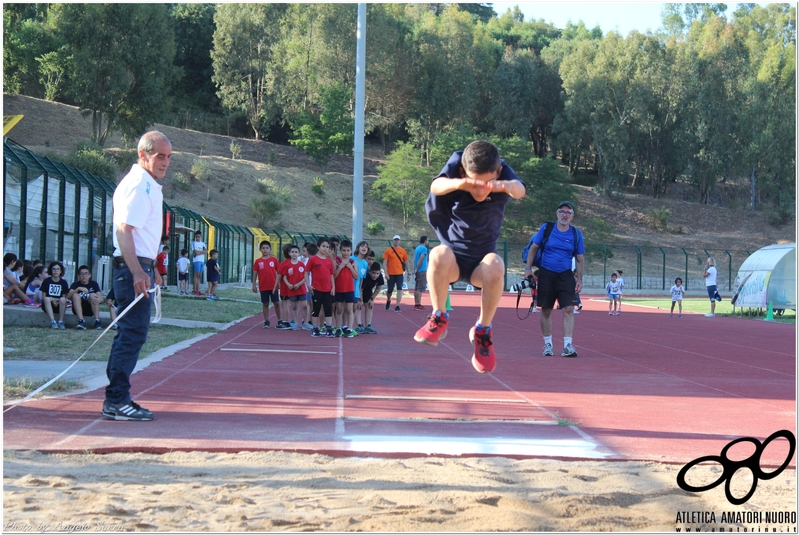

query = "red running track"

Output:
[[3, 293, 796, 466]]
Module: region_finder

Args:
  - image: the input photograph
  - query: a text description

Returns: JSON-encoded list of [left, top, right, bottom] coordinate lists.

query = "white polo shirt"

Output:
[[112, 163, 163, 260]]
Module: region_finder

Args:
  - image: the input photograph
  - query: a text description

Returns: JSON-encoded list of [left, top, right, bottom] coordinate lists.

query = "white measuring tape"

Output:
[[3, 286, 161, 413]]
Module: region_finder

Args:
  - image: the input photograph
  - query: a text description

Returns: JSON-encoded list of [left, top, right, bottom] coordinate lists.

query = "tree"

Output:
[[50, 4, 177, 145], [171, 4, 219, 113], [3, 7, 55, 97], [364, 4, 417, 152], [735, 3, 796, 211], [371, 142, 432, 228], [289, 82, 354, 172], [490, 49, 539, 141], [212, 3, 286, 139], [678, 15, 748, 204], [407, 6, 486, 164]]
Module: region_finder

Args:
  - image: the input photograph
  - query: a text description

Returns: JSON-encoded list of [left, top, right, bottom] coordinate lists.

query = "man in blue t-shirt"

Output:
[[524, 201, 585, 358], [412, 236, 429, 311]]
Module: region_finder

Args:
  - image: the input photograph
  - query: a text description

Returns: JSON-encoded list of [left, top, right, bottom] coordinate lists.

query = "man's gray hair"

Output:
[[138, 131, 169, 153]]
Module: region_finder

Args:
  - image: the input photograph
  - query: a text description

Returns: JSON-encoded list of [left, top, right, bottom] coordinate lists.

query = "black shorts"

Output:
[[334, 291, 356, 304], [536, 267, 576, 310], [311, 290, 333, 317], [454, 254, 484, 287], [386, 274, 404, 293], [260, 290, 279, 305], [72, 298, 95, 318]]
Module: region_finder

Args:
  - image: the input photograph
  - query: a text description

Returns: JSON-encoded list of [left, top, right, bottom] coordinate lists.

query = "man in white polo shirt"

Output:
[[103, 131, 171, 422]]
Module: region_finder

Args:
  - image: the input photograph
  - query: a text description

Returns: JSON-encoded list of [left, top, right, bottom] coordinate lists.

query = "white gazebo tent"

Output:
[[731, 243, 796, 314]]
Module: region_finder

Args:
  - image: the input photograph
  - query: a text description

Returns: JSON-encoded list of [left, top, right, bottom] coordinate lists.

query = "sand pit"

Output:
[[3, 450, 795, 532]]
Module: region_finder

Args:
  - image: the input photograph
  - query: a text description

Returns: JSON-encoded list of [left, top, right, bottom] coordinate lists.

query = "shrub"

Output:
[[647, 208, 670, 231], [312, 177, 325, 195], [172, 172, 192, 191], [256, 177, 292, 203], [230, 140, 242, 160], [250, 196, 283, 227], [191, 159, 211, 180], [366, 220, 385, 236], [59, 141, 118, 182], [768, 201, 793, 227]]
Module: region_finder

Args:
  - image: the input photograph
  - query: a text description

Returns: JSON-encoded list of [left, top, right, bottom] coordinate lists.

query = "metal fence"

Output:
[[504, 241, 755, 294]]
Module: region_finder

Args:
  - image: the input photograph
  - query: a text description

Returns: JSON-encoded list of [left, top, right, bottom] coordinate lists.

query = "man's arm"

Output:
[[573, 254, 584, 294], [416, 251, 426, 272], [116, 223, 157, 297]]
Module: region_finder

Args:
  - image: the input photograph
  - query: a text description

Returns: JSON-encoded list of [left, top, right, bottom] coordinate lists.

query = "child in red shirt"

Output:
[[156, 245, 169, 291], [277, 244, 309, 330], [303, 239, 335, 337], [333, 240, 359, 337], [252, 240, 284, 329]]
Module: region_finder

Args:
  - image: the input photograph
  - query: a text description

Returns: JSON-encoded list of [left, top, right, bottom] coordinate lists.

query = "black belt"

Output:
[[113, 256, 155, 268]]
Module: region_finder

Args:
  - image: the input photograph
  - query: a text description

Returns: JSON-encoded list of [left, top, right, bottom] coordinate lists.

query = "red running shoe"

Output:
[[414, 313, 449, 347], [469, 325, 496, 374]]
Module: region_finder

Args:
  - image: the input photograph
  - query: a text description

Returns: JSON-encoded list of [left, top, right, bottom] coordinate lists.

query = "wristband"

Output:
[[576, 279, 582, 283], [525, 267, 532, 271]]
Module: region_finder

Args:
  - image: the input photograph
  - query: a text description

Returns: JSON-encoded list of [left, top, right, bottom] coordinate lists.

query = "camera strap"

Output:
[[515, 281, 535, 320]]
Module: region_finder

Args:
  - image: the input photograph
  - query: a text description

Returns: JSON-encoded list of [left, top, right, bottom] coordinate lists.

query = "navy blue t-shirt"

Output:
[[206, 258, 219, 282], [425, 151, 524, 260]]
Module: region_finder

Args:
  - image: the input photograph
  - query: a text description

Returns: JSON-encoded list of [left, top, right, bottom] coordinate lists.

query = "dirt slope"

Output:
[[3, 94, 794, 250]]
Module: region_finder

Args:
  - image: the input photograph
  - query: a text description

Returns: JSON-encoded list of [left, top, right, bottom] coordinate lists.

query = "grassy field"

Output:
[[3, 324, 217, 361], [159, 285, 261, 322], [615, 297, 796, 324], [3, 377, 84, 399]]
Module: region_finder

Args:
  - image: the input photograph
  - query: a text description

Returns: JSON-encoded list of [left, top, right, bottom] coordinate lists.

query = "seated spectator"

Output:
[[68, 265, 104, 330], [23, 265, 44, 307], [3, 253, 35, 306], [41, 261, 69, 329], [105, 288, 119, 330]]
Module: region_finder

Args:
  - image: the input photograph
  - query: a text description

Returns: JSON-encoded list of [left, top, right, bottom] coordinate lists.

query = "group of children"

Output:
[[252, 237, 385, 337], [605, 270, 626, 315], [606, 270, 689, 317], [4, 252, 119, 330], [156, 232, 220, 300]]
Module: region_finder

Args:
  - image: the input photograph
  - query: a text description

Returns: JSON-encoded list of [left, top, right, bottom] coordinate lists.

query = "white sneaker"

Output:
[[561, 343, 578, 358], [705, 313, 716, 317], [542, 342, 554, 356]]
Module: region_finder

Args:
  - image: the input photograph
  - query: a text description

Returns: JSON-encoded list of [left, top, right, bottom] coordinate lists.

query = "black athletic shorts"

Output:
[[454, 254, 484, 287], [536, 266, 576, 310]]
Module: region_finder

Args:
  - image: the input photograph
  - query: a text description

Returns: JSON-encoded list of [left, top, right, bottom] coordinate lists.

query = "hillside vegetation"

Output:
[[3, 94, 795, 252]]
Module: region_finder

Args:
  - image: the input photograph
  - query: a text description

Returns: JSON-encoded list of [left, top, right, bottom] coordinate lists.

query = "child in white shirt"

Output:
[[670, 277, 685, 317], [606, 273, 621, 315]]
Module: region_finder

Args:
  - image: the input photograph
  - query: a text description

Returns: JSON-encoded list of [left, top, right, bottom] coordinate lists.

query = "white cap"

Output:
[[392, 235, 401, 240]]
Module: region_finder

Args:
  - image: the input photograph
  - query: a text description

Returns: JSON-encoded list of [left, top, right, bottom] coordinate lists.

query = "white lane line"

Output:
[[342, 434, 613, 459], [335, 336, 345, 435], [220, 348, 337, 355], [343, 416, 556, 425], [345, 394, 527, 404]]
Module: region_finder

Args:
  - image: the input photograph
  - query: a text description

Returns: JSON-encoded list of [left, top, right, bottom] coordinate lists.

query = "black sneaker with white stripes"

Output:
[[102, 400, 154, 421]]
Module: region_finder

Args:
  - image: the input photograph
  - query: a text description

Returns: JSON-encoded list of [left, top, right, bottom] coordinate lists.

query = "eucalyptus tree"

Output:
[[406, 5, 487, 165], [677, 14, 748, 204], [734, 3, 796, 211], [364, 4, 416, 152], [171, 3, 218, 113], [50, 3, 177, 145], [211, 3, 287, 139]]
